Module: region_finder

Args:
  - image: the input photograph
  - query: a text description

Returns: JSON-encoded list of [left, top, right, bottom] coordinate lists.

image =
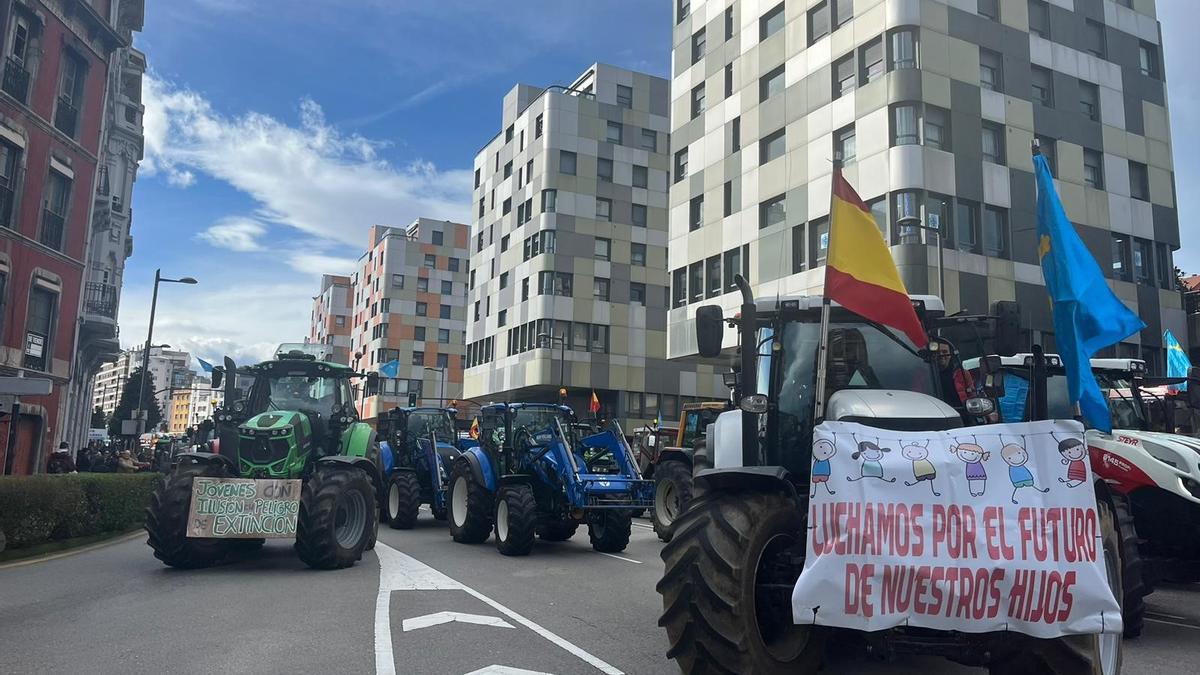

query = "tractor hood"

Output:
[[1092, 428, 1200, 472], [240, 411, 306, 436]]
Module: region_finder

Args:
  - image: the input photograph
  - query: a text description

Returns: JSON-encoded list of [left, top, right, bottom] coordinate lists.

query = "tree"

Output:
[[90, 406, 107, 429], [108, 367, 163, 437]]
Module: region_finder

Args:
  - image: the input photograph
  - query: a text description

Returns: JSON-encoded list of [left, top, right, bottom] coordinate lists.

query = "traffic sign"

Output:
[[0, 377, 52, 396]]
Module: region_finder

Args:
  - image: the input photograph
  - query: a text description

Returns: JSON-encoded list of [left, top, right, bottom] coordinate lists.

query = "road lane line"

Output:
[[402, 611, 514, 631], [1148, 611, 1189, 621], [597, 552, 642, 564], [0, 530, 143, 570], [374, 542, 623, 675], [1146, 617, 1200, 631], [631, 522, 653, 530]]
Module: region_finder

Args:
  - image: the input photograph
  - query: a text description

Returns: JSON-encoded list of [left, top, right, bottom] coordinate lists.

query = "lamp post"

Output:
[[898, 215, 944, 299], [423, 366, 446, 406], [134, 270, 197, 436], [537, 333, 566, 403]]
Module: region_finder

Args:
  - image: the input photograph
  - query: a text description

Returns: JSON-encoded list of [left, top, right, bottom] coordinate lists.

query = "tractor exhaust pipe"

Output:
[[734, 274, 757, 468]]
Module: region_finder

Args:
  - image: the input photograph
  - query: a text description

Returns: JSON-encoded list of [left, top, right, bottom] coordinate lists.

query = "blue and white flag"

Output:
[[1165, 329, 1192, 392], [379, 359, 400, 379]]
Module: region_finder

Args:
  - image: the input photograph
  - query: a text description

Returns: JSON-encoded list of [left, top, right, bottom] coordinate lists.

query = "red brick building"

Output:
[[0, 0, 124, 474]]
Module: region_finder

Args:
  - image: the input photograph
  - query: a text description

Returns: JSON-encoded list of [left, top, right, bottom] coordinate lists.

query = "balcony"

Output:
[[2, 56, 30, 104], [40, 209, 65, 250], [84, 282, 119, 319], [0, 183, 13, 229], [54, 96, 78, 138]]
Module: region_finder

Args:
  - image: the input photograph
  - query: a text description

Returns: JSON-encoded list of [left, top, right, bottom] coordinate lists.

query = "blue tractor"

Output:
[[379, 407, 473, 528], [447, 403, 653, 556]]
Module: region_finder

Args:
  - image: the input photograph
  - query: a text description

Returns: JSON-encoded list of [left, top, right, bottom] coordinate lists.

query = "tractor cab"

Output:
[[379, 406, 460, 476]]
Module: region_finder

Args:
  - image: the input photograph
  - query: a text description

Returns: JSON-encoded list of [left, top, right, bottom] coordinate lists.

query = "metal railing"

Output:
[[2, 56, 30, 103], [84, 282, 119, 319], [54, 96, 78, 137], [40, 209, 65, 250]]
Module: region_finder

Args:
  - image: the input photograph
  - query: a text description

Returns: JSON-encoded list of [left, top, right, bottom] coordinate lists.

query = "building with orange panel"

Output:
[[308, 274, 352, 365]]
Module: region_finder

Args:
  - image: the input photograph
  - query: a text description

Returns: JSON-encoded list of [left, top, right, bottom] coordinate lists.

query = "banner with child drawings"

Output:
[[793, 419, 1121, 639]]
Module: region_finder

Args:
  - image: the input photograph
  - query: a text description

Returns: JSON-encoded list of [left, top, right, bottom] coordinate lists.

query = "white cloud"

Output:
[[287, 252, 359, 276], [198, 216, 267, 252]]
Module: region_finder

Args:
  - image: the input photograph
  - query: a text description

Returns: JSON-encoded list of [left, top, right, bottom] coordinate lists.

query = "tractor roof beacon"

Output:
[[656, 275, 1124, 675], [447, 402, 653, 556], [144, 347, 383, 571], [378, 406, 474, 529]]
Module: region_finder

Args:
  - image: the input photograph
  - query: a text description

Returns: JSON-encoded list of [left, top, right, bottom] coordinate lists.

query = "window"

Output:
[[431, 230, 444, 246], [497, 310, 507, 327], [520, 130, 525, 152], [758, 65, 787, 102], [3, 15, 31, 102], [810, 217, 830, 267], [1085, 20, 1106, 58], [689, 262, 704, 302], [40, 170, 70, 250], [835, 125, 856, 163], [925, 193, 951, 248], [542, 189, 557, 213], [725, 6, 735, 40], [731, 117, 741, 151], [956, 200, 979, 253], [1155, 243, 1173, 289], [335, 315, 346, 327], [833, 53, 855, 99], [498, 272, 508, 290], [924, 106, 949, 150], [440, 304, 451, 319], [1129, 161, 1149, 201], [617, 84, 633, 109], [0, 141, 21, 227], [416, 302, 428, 317], [692, 28, 706, 64], [724, 63, 734, 98], [868, 198, 887, 235], [55, 51, 85, 137], [723, 246, 745, 291], [759, 194, 786, 229], [596, 197, 612, 221], [761, 3, 785, 41], [1031, 66, 1053, 107], [526, 159, 533, 183], [723, 180, 734, 217], [860, 38, 885, 85], [438, 328, 451, 344], [1111, 235, 1132, 281], [792, 223, 808, 273], [23, 287, 56, 371], [607, 121, 623, 144], [391, 273, 404, 288], [474, 169, 481, 188], [706, 255, 721, 298], [412, 350, 425, 366], [412, 326, 425, 342], [1037, 136, 1057, 176], [1139, 42, 1159, 78], [597, 158, 613, 183], [560, 150, 576, 175], [673, 268, 687, 307], [422, 253, 436, 269], [500, 235, 510, 252], [632, 203, 647, 227], [889, 27, 918, 70], [631, 243, 647, 266], [1134, 238, 1153, 284], [674, 148, 688, 183], [982, 122, 1005, 164], [417, 277, 429, 292], [1083, 149, 1104, 189], [1079, 81, 1099, 121], [979, 49, 1003, 92], [590, 325, 608, 353], [1028, 1, 1049, 38], [894, 191, 920, 243], [470, 270, 476, 288], [689, 195, 704, 231], [691, 84, 705, 118], [633, 165, 648, 189], [760, 128, 786, 165], [891, 103, 918, 145], [502, 197, 512, 215], [593, 278, 610, 301], [807, 2, 829, 44], [478, 198, 484, 217], [521, 277, 529, 301], [503, 161, 513, 178], [641, 129, 657, 151], [505, 125, 514, 143], [834, 0, 853, 27], [631, 282, 646, 305], [448, 257, 460, 272], [535, 114, 544, 138], [677, 0, 690, 23], [594, 237, 611, 261], [978, 0, 999, 20]]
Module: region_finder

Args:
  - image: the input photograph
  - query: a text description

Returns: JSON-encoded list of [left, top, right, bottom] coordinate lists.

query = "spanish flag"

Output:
[[469, 417, 480, 439], [589, 391, 601, 414], [825, 169, 927, 348]]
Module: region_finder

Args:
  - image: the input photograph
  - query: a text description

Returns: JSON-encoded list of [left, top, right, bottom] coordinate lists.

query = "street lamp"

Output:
[[537, 333, 567, 403], [897, 215, 945, 299], [423, 366, 446, 406], [134, 269, 197, 435]]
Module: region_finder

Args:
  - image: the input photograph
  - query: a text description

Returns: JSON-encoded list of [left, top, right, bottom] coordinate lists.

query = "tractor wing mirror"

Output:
[[695, 305, 724, 358], [1188, 367, 1200, 410], [211, 366, 224, 389]]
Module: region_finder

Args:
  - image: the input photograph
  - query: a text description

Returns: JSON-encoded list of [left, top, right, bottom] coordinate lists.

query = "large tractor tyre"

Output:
[[494, 484, 538, 556], [588, 510, 632, 553], [537, 521, 579, 541], [658, 491, 826, 675], [652, 459, 693, 543], [1106, 491, 1146, 638], [295, 465, 376, 570], [448, 460, 492, 544], [145, 462, 235, 569], [386, 472, 422, 530]]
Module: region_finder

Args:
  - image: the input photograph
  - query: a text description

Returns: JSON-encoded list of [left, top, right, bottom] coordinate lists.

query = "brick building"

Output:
[[307, 273, 352, 365]]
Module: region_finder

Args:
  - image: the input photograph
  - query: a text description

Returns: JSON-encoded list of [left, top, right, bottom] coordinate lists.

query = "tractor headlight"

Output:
[[233, 401, 245, 413]]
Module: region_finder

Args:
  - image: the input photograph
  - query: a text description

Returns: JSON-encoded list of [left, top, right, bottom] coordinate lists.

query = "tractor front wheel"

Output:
[[145, 462, 234, 569], [588, 511, 632, 553], [295, 465, 376, 570], [449, 459, 492, 544], [386, 472, 421, 530], [495, 484, 537, 556], [652, 459, 693, 543]]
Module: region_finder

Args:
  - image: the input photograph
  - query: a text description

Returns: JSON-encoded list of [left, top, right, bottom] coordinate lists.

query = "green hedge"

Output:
[[0, 473, 162, 551]]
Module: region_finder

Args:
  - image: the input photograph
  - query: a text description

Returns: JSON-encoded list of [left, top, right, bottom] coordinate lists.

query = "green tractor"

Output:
[[145, 345, 383, 570]]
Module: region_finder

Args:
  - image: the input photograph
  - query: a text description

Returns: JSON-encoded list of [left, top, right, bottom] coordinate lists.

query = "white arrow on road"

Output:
[[463, 666, 555, 675], [402, 611, 514, 632]]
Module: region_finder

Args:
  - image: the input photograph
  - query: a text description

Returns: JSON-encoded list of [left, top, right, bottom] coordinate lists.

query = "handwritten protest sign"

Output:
[[792, 419, 1121, 638], [186, 477, 302, 539]]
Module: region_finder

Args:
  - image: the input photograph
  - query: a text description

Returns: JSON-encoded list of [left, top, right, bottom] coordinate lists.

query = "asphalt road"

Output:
[[2, 512, 1199, 674]]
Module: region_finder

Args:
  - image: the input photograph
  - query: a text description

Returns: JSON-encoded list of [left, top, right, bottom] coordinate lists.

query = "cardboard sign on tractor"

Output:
[[793, 419, 1122, 639], [186, 477, 301, 538]]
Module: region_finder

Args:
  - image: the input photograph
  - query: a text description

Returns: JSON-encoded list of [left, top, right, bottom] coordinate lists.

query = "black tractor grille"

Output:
[[238, 436, 291, 468]]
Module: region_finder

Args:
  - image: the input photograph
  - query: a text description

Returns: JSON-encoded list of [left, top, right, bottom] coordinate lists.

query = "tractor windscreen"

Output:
[[513, 408, 578, 451], [991, 368, 1075, 424], [408, 410, 455, 441], [1095, 372, 1154, 430], [266, 375, 349, 414]]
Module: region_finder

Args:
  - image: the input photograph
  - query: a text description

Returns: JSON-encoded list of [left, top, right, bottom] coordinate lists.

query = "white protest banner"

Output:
[[186, 477, 301, 539], [792, 419, 1121, 638]]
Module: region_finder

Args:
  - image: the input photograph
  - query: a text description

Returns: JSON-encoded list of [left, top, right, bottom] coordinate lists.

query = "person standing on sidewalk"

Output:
[[46, 442, 77, 474]]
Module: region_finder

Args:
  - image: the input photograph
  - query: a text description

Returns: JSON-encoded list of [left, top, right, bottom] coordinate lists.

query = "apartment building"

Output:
[[668, 0, 1181, 372], [308, 274, 353, 365], [348, 219, 469, 422], [465, 63, 725, 427], [91, 344, 191, 421]]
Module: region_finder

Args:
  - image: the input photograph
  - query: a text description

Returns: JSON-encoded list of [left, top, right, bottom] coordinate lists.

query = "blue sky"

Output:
[[123, 0, 1198, 367]]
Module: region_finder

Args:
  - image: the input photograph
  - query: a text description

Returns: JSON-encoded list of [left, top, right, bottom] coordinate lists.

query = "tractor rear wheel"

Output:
[[658, 490, 825, 674], [537, 521, 578, 541], [652, 459, 693, 543], [386, 472, 421, 530], [495, 484, 537, 556], [295, 465, 376, 570], [588, 511, 632, 553], [145, 462, 234, 569], [1106, 491, 1145, 638], [449, 459, 492, 544]]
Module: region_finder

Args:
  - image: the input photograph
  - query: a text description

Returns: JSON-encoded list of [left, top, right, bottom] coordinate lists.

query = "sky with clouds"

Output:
[[125, 0, 1198, 368]]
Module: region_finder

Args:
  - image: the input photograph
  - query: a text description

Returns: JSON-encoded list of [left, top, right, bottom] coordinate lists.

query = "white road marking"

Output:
[[464, 666, 555, 675], [630, 522, 653, 530], [403, 611, 514, 632], [1148, 611, 1189, 620], [1147, 616, 1200, 631], [374, 542, 623, 675], [597, 552, 642, 565]]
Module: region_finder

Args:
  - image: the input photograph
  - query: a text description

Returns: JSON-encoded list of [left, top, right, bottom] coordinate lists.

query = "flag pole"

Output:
[[814, 157, 842, 422]]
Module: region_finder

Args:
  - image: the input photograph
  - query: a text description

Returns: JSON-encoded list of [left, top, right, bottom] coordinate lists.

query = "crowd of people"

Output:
[[45, 440, 173, 475]]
